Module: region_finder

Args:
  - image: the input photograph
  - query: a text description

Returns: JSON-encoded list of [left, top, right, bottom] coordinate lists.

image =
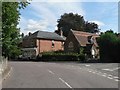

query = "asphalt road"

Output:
[[2, 61, 119, 89]]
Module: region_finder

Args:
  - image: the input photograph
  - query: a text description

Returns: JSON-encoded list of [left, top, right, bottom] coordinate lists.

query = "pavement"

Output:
[[2, 61, 120, 89]]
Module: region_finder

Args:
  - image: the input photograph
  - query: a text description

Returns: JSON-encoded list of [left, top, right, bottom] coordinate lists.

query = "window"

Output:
[[88, 36, 94, 44], [68, 42, 74, 51], [31, 39, 35, 47], [62, 42, 64, 48], [52, 40, 55, 48]]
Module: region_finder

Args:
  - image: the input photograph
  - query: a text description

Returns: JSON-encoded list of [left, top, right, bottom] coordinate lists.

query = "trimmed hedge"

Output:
[[37, 52, 85, 61]]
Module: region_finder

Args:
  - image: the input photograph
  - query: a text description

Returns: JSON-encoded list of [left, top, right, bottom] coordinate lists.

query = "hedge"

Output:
[[37, 52, 85, 61]]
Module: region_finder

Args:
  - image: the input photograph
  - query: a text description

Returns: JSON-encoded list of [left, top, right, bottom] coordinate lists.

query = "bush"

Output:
[[78, 54, 85, 62], [97, 31, 120, 62], [38, 51, 85, 61]]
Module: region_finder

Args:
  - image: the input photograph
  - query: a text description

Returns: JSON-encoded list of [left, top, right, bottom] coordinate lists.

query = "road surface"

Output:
[[2, 61, 119, 89]]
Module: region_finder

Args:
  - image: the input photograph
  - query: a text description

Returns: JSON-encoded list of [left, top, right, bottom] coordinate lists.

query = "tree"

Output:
[[56, 13, 99, 37], [2, 2, 29, 59], [84, 21, 99, 33], [57, 13, 85, 37], [97, 30, 120, 62]]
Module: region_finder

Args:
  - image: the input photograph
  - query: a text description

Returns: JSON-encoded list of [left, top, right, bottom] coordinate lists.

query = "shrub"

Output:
[[38, 51, 85, 61], [97, 31, 120, 62], [78, 54, 85, 62]]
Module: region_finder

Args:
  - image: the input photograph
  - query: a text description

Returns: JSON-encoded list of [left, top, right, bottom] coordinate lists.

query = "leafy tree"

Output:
[[57, 13, 85, 37], [97, 30, 120, 62], [84, 21, 99, 33], [117, 38, 120, 61], [2, 2, 29, 59], [56, 13, 99, 37]]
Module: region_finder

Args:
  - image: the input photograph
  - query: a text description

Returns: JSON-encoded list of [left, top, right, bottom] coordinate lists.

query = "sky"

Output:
[[19, 0, 118, 35]]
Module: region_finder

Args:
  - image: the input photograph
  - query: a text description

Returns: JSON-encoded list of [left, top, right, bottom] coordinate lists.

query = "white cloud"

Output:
[[89, 20, 105, 27], [26, 19, 49, 35], [19, 2, 85, 35], [30, 2, 85, 24], [30, 2, 85, 22], [19, 16, 50, 35], [26, 19, 49, 30], [31, 3, 57, 23], [30, 2, 58, 31]]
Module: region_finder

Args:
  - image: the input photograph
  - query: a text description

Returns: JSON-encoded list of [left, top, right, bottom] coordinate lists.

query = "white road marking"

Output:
[[88, 71, 92, 72], [113, 76, 119, 79], [59, 78, 72, 88], [102, 67, 120, 71], [102, 74, 107, 77], [107, 77, 113, 79], [48, 70, 55, 75], [114, 79, 119, 82], [85, 64, 90, 66], [81, 67, 119, 82], [102, 69, 113, 71]]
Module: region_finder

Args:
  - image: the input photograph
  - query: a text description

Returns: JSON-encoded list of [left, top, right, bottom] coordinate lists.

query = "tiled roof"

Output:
[[71, 30, 99, 47], [24, 30, 65, 41]]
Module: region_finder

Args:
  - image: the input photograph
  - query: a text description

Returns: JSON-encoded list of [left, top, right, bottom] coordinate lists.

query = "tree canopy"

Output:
[[97, 30, 120, 62], [84, 21, 99, 33], [56, 13, 99, 37], [2, 2, 29, 59]]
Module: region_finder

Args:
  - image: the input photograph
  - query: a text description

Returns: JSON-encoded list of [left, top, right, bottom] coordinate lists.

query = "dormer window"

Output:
[[88, 36, 94, 44]]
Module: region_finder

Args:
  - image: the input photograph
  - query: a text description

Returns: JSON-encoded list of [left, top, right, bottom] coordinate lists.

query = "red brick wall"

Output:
[[36, 39, 64, 53], [22, 37, 64, 55]]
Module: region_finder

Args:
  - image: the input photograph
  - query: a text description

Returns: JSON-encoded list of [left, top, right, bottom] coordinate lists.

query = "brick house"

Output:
[[22, 31, 65, 59], [64, 30, 100, 59]]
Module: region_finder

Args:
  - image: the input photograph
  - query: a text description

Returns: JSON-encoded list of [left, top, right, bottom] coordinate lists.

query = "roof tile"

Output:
[[71, 30, 99, 47], [24, 31, 65, 41]]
